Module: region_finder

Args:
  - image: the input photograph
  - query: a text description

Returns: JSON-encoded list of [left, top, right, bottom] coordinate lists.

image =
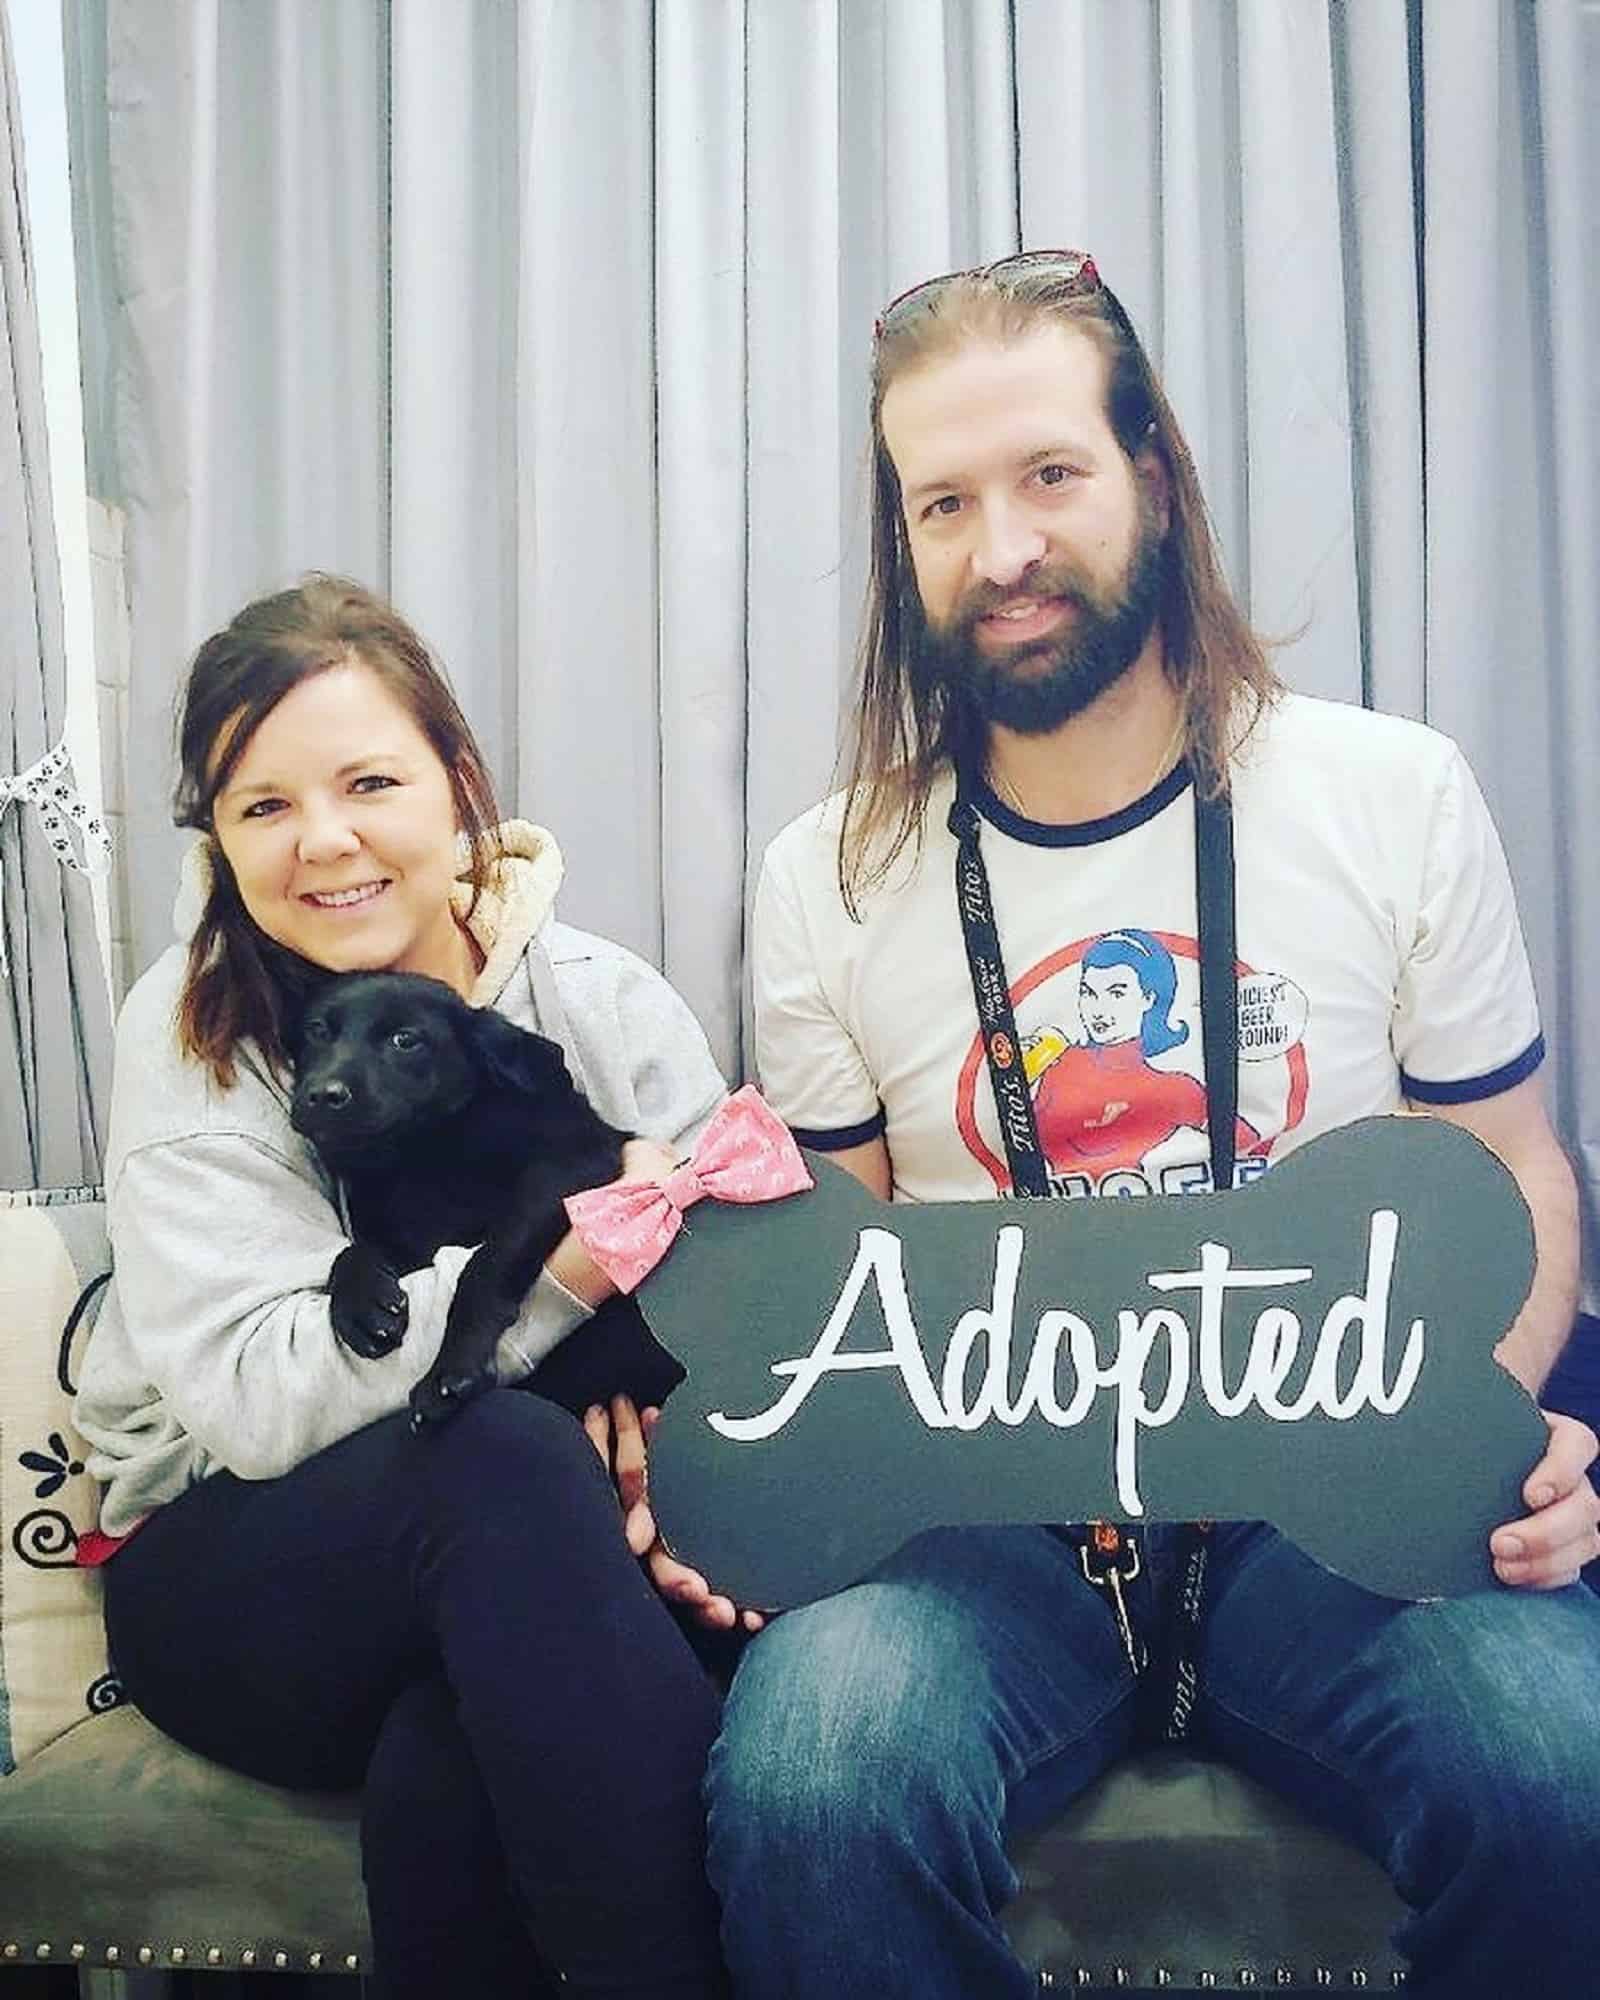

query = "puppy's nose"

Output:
[[305, 1078, 353, 1112]]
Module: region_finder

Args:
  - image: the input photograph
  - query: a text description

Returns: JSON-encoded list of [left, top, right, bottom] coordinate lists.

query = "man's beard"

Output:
[[921, 498, 1167, 737]]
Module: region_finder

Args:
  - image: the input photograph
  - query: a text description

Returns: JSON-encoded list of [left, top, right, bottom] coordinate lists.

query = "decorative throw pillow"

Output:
[[0, 1189, 125, 1775]]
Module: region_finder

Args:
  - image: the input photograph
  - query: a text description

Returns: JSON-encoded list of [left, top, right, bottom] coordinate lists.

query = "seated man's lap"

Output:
[[1193, 1522, 1600, 1986], [709, 1525, 1140, 1849], [1196, 1522, 1600, 1874], [714, 1517, 1600, 1859]]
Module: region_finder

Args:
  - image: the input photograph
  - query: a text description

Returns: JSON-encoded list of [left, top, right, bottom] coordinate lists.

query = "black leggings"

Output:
[[103, 1394, 730, 1998]]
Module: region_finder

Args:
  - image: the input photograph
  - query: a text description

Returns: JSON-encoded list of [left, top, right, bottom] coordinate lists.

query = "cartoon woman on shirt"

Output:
[[1025, 928, 1260, 1183]]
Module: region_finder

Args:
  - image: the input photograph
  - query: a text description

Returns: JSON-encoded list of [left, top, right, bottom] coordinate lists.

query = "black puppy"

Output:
[[287, 970, 684, 1430]]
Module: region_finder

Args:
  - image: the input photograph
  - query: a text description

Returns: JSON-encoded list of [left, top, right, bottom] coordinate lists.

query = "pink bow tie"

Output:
[[564, 1086, 814, 1295]]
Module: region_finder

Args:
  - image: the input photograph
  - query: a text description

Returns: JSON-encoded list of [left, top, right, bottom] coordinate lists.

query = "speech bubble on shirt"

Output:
[[635, 1115, 1546, 1608]]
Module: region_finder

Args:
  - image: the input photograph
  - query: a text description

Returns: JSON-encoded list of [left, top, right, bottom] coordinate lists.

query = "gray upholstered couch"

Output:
[[0, 1191, 1407, 1994], [1, 1707, 1408, 1993]]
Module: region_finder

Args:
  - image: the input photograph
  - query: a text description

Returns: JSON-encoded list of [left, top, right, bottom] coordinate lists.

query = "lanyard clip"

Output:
[[1078, 1523, 1147, 1677]]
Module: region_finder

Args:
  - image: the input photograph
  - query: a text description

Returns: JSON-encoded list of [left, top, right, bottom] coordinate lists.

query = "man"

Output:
[[703, 252, 1600, 1997]]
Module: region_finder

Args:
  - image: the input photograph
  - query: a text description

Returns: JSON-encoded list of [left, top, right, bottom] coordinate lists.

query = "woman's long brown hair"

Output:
[[172, 575, 502, 1087], [838, 261, 1283, 915]]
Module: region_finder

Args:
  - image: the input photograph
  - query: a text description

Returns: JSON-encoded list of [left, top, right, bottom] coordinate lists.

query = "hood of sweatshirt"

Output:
[[171, 819, 565, 1007]]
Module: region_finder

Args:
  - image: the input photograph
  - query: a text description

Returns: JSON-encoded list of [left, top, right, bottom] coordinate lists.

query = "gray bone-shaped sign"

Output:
[[637, 1115, 1546, 1607]]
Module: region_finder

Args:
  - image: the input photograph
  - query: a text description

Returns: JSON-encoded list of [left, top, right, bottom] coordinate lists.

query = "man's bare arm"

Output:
[[1410, 1076, 1596, 1588], [824, 1136, 894, 1200], [1408, 1074, 1579, 1395]]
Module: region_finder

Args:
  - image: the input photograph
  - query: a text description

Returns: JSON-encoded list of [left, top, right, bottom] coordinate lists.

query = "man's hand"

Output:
[[1490, 1410, 1600, 1589], [583, 1394, 766, 1632]]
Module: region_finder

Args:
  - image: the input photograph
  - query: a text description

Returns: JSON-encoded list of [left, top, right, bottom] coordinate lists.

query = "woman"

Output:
[[75, 575, 734, 1998], [1029, 928, 1261, 1182]]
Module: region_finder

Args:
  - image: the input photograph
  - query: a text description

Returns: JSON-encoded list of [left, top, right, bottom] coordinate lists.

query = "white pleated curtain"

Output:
[[0, 0, 110, 1189], [66, 0, 1598, 1291]]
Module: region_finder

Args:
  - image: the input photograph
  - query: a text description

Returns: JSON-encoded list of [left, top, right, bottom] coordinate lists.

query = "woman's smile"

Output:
[[300, 879, 392, 911]]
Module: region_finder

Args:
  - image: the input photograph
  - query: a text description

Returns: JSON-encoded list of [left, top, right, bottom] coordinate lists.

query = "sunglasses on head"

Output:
[[874, 249, 1103, 341]]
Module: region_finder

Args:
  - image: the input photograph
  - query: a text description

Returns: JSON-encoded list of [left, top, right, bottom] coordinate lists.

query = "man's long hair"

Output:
[[838, 260, 1282, 915]]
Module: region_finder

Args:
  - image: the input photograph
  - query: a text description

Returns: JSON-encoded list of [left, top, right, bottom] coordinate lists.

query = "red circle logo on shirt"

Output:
[[957, 932, 1309, 1194]]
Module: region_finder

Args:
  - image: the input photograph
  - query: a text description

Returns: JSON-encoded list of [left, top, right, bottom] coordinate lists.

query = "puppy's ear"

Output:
[[283, 967, 339, 1059], [469, 1007, 573, 1100]]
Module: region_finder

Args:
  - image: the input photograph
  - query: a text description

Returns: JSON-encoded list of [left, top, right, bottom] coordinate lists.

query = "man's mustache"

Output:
[[943, 563, 1100, 636]]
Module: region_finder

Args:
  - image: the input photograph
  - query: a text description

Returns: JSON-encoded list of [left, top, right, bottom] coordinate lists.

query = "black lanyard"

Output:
[[948, 769, 1237, 1198], [947, 768, 1234, 1740]]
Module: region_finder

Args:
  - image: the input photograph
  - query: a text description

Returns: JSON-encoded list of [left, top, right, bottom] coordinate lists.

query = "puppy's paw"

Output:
[[328, 1243, 410, 1359], [408, 1359, 497, 1432]]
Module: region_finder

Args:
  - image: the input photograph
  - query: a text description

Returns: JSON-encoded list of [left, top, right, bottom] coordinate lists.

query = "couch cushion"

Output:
[[1002, 1747, 1407, 1989], [0, 1701, 369, 1972], [0, 1191, 125, 1776]]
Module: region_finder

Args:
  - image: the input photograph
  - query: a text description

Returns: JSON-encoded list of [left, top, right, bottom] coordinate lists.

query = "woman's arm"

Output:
[[495, 946, 727, 1362], [103, 1130, 498, 1481]]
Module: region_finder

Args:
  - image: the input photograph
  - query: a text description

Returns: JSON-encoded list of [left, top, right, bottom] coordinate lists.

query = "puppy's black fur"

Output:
[[287, 970, 683, 1430]]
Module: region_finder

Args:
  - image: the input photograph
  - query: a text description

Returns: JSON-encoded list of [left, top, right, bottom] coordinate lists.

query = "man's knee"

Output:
[[1388, 1590, 1600, 1879], [1441, 1688, 1598, 1874], [707, 1585, 1001, 1867]]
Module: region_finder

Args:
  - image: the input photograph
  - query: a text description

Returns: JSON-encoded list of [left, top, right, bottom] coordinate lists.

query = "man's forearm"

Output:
[[1495, 1136, 1581, 1396], [1411, 1079, 1581, 1398]]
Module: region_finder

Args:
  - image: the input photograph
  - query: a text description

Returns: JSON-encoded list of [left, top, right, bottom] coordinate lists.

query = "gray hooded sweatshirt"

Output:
[[75, 822, 727, 1537]]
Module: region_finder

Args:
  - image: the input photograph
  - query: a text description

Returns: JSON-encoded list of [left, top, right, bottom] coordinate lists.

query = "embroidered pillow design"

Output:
[[0, 1191, 124, 1774]]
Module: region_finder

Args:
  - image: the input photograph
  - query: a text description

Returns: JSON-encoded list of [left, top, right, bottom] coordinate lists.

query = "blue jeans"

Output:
[[706, 1522, 1600, 1998]]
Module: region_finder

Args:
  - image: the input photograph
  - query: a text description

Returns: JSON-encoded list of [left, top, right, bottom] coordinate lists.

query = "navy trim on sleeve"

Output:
[[1401, 1033, 1545, 1105], [790, 1109, 888, 1152]]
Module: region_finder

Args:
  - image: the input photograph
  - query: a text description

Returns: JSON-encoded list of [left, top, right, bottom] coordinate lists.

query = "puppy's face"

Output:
[[288, 972, 490, 1162]]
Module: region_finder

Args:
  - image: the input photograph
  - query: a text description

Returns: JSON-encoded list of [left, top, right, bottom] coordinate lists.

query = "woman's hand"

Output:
[[1490, 1410, 1600, 1589], [545, 1138, 680, 1308], [583, 1394, 766, 1633]]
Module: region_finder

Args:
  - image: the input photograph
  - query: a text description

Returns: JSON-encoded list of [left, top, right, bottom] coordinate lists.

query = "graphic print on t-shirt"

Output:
[[955, 927, 1309, 1197]]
